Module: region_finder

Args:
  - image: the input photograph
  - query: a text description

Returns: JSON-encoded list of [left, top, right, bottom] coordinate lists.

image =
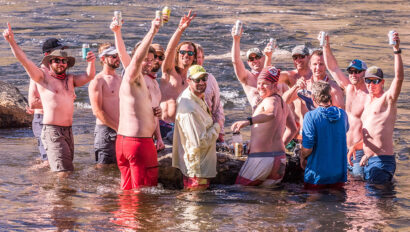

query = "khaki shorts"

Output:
[[41, 124, 74, 172]]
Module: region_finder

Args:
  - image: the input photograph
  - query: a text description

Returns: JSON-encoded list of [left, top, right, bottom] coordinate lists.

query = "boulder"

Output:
[[0, 80, 32, 128], [157, 143, 304, 189]]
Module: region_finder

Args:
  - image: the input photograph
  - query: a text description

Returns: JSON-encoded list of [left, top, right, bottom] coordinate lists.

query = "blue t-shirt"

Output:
[[302, 106, 349, 185]]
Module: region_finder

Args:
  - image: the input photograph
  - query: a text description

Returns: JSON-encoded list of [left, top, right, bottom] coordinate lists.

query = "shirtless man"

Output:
[[88, 43, 121, 167], [3, 23, 96, 178], [196, 43, 225, 142], [116, 17, 161, 190], [322, 34, 368, 178], [160, 10, 196, 123], [354, 32, 403, 184], [231, 67, 297, 186], [149, 43, 165, 78], [110, 17, 164, 150]]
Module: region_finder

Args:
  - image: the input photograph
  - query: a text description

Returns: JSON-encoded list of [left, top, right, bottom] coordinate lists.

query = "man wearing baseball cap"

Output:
[[3, 23, 96, 178], [353, 32, 404, 184], [231, 66, 297, 186], [322, 34, 369, 179], [172, 65, 221, 190]]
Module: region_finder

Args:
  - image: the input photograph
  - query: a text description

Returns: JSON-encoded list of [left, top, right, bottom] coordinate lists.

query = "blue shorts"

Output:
[[94, 125, 117, 164], [364, 155, 396, 184], [32, 114, 47, 160], [347, 149, 364, 178]]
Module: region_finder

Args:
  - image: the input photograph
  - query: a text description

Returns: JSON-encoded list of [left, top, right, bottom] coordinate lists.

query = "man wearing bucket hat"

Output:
[[352, 32, 403, 184], [27, 38, 69, 167], [231, 66, 297, 187], [321, 34, 369, 179], [3, 23, 96, 178], [88, 43, 121, 167], [172, 65, 221, 190]]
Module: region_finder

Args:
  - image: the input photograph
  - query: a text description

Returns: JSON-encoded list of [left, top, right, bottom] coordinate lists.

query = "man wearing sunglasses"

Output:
[[88, 43, 121, 168], [160, 10, 197, 128], [3, 23, 96, 178], [322, 34, 369, 179], [173, 65, 221, 190], [353, 32, 403, 184], [149, 43, 165, 78], [110, 17, 165, 151]]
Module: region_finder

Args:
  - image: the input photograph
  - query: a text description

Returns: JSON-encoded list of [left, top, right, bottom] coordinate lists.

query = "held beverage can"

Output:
[[234, 142, 243, 157], [234, 20, 242, 36], [82, 43, 90, 60], [162, 6, 171, 23], [319, 31, 326, 46], [388, 30, 396, 45], [156, 10, 163, 26], [114, 11, 122, 26], [269, 38, 276, 50]]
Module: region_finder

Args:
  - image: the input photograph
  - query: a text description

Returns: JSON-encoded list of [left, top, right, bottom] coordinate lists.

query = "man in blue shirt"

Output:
[[300, 80, 349, 189]]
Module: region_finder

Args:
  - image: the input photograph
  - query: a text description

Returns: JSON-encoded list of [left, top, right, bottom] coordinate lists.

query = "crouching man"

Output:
[[172, 65, 221, 190], [231, 67, 297, 187], [300, 81, 349, 189]]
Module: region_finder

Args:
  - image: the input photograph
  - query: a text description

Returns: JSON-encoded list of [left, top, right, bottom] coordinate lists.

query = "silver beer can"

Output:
[[319, 31, 326, 46], [269, 38, 276, 50], [234, 20, 242, 36], [388, 30, 396, 45], [114, 11, 122, 26], [156, 10, 163, 25]]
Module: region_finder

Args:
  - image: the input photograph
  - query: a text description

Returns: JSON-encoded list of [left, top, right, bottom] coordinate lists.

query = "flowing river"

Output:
[[0, 0, 409, 231]]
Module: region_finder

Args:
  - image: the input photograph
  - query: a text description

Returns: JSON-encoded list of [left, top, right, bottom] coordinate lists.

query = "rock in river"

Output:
[[0, 80, 31, 128]]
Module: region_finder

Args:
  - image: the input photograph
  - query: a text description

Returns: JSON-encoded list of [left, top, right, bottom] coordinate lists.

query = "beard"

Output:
[[107, 60, 120, 69], [50, 65, 67, 75], [151, 62, 161, 73]]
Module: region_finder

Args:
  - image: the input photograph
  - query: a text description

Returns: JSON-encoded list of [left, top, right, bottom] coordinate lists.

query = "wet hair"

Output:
[[175, 41, 197, 72], [312, 80, 332, 104], [98, 42, 113, 65], [131, 42, 156, 58]]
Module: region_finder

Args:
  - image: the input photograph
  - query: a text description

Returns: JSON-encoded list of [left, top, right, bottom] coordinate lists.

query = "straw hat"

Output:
[[41, 49, 75, 68]]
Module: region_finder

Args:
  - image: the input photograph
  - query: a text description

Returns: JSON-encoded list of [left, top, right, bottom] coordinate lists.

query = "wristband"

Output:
[[247, 117, 253, 125], [394, 49, 402, 54]]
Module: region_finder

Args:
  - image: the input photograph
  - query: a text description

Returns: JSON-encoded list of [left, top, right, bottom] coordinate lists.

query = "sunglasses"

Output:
[[364, 78, 382, 84], [190, 75, 208, 83], [106, 54, 118, 59], [154, 54, 165, 61], [292, 54, 306, 60], [248, 55, 261, 62], [51, 58, 68, 64], [347, 69, 363, 74], [179, 50, 195, 56]]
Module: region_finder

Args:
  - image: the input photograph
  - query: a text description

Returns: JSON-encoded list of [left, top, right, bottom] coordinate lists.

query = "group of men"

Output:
[[2, 10, 404, 190]]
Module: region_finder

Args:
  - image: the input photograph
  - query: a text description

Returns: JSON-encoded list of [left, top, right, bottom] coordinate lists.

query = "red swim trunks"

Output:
[[183, 176, 210, 190], [116, 135, 158, 190]]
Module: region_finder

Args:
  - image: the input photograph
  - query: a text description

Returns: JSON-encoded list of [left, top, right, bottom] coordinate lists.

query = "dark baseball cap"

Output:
[[42, 38, 68, 54]]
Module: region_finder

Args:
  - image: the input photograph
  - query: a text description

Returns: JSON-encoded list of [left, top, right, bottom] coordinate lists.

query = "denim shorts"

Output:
[[347, 149, 364, 179], [94, 124, 117, 164], [32, 114, 47, 160], [364, 155, 396, 184]]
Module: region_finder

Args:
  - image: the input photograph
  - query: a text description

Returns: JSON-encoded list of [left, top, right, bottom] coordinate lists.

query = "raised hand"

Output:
[[3, 22, 14, 43], [110, 16, 123, 33], [178, 10, 195, 31], [231, 24, 243, 39], [86, 51, 96, 63], [151, 17, 161, 33], [393, 31, 400, 50]]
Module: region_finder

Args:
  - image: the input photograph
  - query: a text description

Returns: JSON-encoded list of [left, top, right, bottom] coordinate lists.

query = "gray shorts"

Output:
[[94, 124, 117, 164], [32, 114, 47, 160], [41, 124, 74, 172]]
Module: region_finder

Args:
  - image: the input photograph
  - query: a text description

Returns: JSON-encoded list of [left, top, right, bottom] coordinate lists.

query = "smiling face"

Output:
[[141, 52, 154, 75], [247, 53, 265, 72], [103, 54, 120, 69], [347, 68, 365, 85], [310, 54, 326, 80], [292, 54, 310, 70], [49, 56, 68, 74], [188, 74, 208, 97], [365, 77, 384, 96], [257, 78, 276, 98], [177, 43, 196, 68]]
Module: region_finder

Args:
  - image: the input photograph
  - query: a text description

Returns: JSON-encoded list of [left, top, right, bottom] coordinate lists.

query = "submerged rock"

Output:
[[157, 144, 304, 189], [0, 81, 31, 128]]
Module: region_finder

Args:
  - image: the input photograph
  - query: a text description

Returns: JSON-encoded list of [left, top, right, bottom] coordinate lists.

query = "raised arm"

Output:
[[162, 10, 195, 77], [330, 82, 345, 109], [231, 26, 249, 84], [124, 18, 160, 83], [387, 32, 404, 102], [28, 79, 43, 109], [3, 23, 44, 83], [282, 78, 305, 104], [88, 78, 118, 131], [110, 17, 131, 69], [263, 41, 274, 68], [73, 51, 96, 87], [322, 34, 350, 88]]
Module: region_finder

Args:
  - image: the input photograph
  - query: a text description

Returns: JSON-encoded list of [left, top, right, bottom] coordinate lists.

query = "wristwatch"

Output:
[[394, 49, 402, 54], [247, 117, 253, 125]]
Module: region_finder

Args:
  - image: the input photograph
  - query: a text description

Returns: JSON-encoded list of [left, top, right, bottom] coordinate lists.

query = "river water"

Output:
[[0, 0, 409, 231]]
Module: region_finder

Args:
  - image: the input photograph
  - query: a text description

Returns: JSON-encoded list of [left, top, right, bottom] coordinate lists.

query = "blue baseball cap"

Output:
[[347, 59, 367, 71]]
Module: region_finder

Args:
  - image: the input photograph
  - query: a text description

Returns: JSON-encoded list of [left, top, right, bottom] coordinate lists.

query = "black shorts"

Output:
[[94, 124, 117, 164]]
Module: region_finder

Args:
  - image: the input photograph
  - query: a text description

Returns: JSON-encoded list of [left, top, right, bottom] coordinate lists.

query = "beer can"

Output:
[[234, 20, 242, 36], [269, 38, 276, 50], [82, 43, 90, 60], [156, 10, 163, 26], [162, 6, 171, 23], [234, 142, 243, 157], [319, 31, 326, 46], [114, 11, 122, 26], [388, 30, 396, 45]]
